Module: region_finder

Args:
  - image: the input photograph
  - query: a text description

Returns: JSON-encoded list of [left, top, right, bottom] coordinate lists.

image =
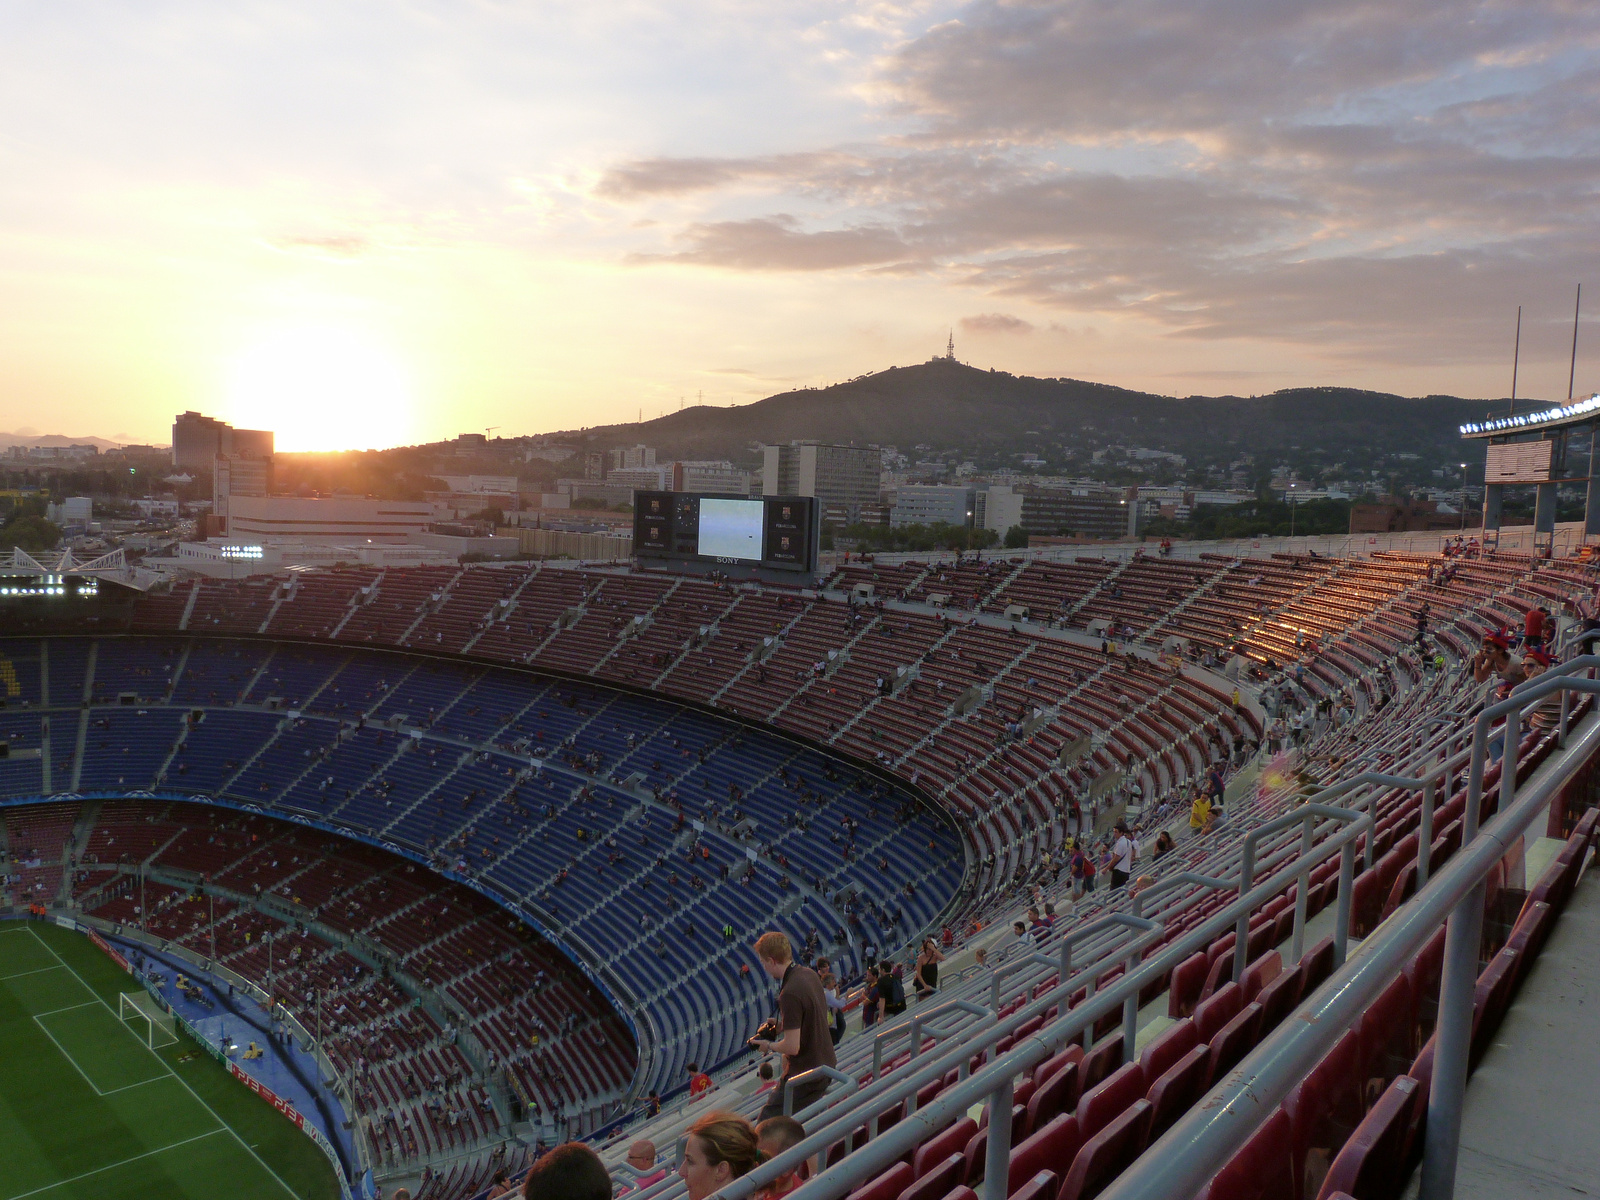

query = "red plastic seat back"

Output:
[[1195, 981, 1244, 1044], [846, 1160, 911, 1200], [898, 1153, 963, 1200], [1009, 1171, 1060, 1200], [1204, 1002, 1264, 1091], [912, 1117, 976, 1180], [1033, 1045, 1084, 1090], [1168, 951, 1210, 1019], [1299, 937, 1336, 997], [1076, 1061, 1146, 1143], [1055, 1099, 1152, 1200], [1006, 1113, 1080, 1197], [1142, 1043, 1211, 1149], [1242, 952, 1282, 1005], [1255, 964, 1304, 1035], [1318, 1075, 1421, 1200], [1079, 1034, 1125, 1094], [1286, 1030, 1361, 1200], [1137, 1019, 1198, 1084], [1358, 974, 1415, 1107], [1206, 1108, 1294, 1200], [1025, 1060, 1081, 1138]]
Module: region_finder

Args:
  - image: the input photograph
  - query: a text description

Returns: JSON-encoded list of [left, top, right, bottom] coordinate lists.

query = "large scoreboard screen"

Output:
[[634, 492, 819, 575]]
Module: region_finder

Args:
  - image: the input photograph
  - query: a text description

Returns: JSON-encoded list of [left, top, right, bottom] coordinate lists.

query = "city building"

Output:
[[223, 496, 433, 544], [164, 539, 454, 577], [670, 461, 752, 496], [1350, 498, 1477, 534], [1019, 487, 1139, 539], [977, 485, 1025, 534], [890, 485, 976, 529], [171, 411, 273, 471], [761, 442, 880, 522], [46, 496, 92, 528], [609, 444, 657, 471], [213, 455, 273, 531]]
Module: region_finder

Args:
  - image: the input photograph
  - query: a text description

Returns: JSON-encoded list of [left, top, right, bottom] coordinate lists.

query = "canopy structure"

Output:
[[0, 547, 158, 592], [1460, 393, 1600, 552]]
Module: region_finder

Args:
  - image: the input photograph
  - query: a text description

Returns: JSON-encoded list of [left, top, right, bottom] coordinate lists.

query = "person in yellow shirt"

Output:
[[1190, 792, 1212, 837]]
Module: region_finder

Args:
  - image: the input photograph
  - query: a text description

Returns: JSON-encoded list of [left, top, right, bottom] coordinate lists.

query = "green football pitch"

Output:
[[0, 921, 342, 1200]]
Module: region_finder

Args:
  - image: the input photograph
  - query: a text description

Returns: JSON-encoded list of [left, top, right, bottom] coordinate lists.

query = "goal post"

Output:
[[119, 991, 178, 1050]]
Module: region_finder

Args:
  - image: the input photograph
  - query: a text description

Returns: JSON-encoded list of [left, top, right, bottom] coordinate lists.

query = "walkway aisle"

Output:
[[1451, 854, 1600, 1198]]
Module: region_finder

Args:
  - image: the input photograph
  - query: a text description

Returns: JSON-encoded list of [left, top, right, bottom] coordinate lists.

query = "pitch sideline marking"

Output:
[[1, 1128, 227, 1200], [0, 964, 66, 981], [25, 926, 305, 1200]]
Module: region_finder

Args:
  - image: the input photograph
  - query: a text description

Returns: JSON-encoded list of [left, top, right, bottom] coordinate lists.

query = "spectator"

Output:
[[752, 931, 837, 1120], [859, 966, 879, 1030], [486, 1171, 512, 1199], [913, 938, 944, 999], [875, 959, 907, 1023], [687, 1062, 713, 1100], [680, 1111, 762, 1200], [622, 1140, 667, 1192], [1110, 821, 1137, 889], [1152, 830, 1175, 859], [1190, 792, 1212, 837], [756, 1115, 807, 1198], [523, 1142, 610, 1200]]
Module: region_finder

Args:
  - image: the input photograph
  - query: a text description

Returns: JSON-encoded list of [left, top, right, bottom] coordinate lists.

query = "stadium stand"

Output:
[[5, 542, 1599, 1199]]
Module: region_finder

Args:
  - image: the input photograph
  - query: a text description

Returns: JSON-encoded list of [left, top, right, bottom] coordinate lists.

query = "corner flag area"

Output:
[[0, 921, 341, 1200]]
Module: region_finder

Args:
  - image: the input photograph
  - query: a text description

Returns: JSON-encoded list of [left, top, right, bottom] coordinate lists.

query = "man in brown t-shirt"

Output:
[[752, 931, 836, 1121]]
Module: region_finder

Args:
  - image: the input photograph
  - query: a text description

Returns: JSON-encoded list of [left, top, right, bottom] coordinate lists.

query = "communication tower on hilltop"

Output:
[[946, 330, 956, 360]]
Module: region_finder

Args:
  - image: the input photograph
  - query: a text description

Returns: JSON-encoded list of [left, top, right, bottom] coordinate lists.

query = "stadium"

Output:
[[4, 524, 1600, 1200]]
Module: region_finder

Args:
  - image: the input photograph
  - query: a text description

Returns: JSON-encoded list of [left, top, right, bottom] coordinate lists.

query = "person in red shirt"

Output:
[[1525, 606, 1545, 649], [687, 1062, 713, 1099]]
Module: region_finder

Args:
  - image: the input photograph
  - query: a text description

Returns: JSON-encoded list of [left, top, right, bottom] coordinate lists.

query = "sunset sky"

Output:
[[2, 0, 1598, 451]]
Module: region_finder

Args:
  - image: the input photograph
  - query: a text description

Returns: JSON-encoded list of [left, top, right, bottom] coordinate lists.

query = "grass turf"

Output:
[[0, 920, 342, 1200]]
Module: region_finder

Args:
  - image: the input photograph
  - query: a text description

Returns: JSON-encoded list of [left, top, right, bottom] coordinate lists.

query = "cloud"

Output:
[[637, 216, 916, 271], [960, 312, 1033, 334], [267, 234, 371, 260], [601, 0, 1600, 370]]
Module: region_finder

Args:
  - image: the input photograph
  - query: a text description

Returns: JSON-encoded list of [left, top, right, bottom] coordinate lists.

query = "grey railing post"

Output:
[[1417, 781, 1436, 889], [1232, 837, 1257, 984], [1290, 811, 1313, 963], [1418, 878, 1487, 1200], [1334, 838, 1355, 967], [984, 1076, 1015, 1200]]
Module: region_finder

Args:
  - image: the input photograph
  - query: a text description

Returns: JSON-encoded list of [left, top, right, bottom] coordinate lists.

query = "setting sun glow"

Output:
[[223, 325, 417, 453]]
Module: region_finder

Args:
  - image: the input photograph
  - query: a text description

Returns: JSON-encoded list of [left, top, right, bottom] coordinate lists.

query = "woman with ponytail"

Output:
[[679, 1110, 763, 1200]]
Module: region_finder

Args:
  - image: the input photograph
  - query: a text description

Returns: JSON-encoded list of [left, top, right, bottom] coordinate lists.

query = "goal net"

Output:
[[119, 991, 178, 1050]]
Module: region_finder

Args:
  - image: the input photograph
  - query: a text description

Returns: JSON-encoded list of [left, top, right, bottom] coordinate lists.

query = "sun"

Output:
[[223, 324, 418, 452]]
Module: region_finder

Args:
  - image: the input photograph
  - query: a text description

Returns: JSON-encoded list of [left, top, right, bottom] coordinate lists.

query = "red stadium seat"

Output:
[[899, 1153, 964, 1200], [1242, 952, 1283, 1004], [1299, 937, 1336, 998], [1168, 952, 1210, 1019], [1006, 1113, 1081, 1196], [1357, 975, 1414, 1108], [1056, 1099, 1152, 1200], [1315, 1075, 1421, 1200], [849, 1161, 912, 1200], [913, 1118, 977, 1180], [1142, 1043, 1211, 1149], [1201, 1109, 1295, 1200], [1026, 1059, 1081, 1137], [1076, 1061, 1145, 1142], [1255, 963, 1304, 1035], [1010, 1172, 1060, 1200], [1204, 1002, 1264, 1090], [1286, 1030, 1362, 1200], [1080, 1034, 1125, 1094], [1137, 1019, 1198, 1084], [1195, 982, 1244, 1044]]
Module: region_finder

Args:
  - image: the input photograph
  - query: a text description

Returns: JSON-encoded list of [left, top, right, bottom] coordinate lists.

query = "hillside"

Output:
[[548, 360, 1527, 466]]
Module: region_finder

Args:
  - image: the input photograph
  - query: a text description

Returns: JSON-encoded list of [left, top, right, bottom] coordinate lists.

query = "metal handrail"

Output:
[[709, 809, 1375, 1200], [1098, 666, 1600, 1200]]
